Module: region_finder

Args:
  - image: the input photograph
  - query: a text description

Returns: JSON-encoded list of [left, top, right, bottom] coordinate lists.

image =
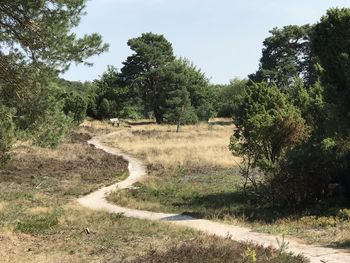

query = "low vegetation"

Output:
[[107, 123, 350, 248], [0, 122, 305, 262], [128, 236, 308, 263]]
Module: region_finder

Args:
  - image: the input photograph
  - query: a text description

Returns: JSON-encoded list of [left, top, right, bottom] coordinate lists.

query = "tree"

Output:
[[97, 98, 110, 120], [0, 0, 108, 166], [94, 66, 142, 119], [63, 91, 87, 124], [160, 60, 196, 132], [215, 78, 247, 117], [311, 7, 350, 196], [230, 82, 308, 194], [177, 58, 214, 121], [120, 32, 175, 122], [249, 25, 317, 89]]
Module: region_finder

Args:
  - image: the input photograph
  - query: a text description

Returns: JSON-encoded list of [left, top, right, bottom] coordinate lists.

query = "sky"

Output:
[[62, 0, 350, 84]]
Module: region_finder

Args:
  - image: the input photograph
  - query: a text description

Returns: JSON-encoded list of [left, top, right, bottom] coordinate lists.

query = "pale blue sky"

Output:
[[63, 0, 350, 84]]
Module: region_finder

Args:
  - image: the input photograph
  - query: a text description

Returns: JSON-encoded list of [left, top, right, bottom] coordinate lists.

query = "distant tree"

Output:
[[215, 78, 247, 117], [120, 32, 175, 122], [160, 60, 196, 132], [63, 92, 87, 124], [178, 59, 214, 121], [95, 66, 142, 119], [97, 98, 110, 120], [249, 25, 317, 88]]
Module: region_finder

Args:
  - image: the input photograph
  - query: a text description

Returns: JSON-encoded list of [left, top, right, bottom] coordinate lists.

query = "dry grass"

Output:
[[104, 122, 240, 171]]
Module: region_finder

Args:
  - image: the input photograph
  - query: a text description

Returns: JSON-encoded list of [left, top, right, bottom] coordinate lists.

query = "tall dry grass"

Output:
[[104, 122, 240, 171]]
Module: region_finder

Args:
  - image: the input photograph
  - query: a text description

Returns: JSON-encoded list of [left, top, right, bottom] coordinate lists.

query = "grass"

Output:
[[0, 121, 305, 262], [104, 121, 240, 171], [106, 122, 350, 249]]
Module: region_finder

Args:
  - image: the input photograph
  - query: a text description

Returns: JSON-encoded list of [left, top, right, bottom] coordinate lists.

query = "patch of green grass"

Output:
[[15, 213, 60, 235], [108, 166, 350, 248]]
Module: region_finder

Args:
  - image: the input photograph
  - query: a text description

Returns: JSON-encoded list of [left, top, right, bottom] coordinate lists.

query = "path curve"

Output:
[[78, 132, 350, 263]]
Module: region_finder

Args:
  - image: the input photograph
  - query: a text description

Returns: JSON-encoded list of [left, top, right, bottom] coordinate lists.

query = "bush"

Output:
[[0, 105, 14, 167], [337, 209, 350, 221], [32, 100, 72, 148], [97, 98, 110, 119], [63, 92, 87, 124]]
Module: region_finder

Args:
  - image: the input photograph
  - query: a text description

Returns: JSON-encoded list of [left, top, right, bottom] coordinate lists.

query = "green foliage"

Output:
[[32, 98, 72, 148], [0, 0, 108, 157], [63, 92, 87, 124], [337, 209, 350, 221], [313, 8, 350, 93], [236, 7, 350, 205], [0, 0, 108, 72], [98, 98, 111, 120], [250, 25, 317, 88], [178, 58, 214, 121], [0, 105, 15, 167], [118, 33, 213, 123], [15, 214, 60, 235], [215, 78, 247, 117], [121, 32, 175, 122], [93, 66, 142, 119], [230, 82, 308, 177]]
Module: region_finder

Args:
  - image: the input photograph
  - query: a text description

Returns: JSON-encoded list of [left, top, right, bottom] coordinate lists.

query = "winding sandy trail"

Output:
[[78, 132, 350, 263]]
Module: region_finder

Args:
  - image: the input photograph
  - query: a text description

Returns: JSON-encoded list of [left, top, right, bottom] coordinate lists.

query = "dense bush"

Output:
[[0, 105, 15, 167], [63, 92, 88, 124], [231, 8, 350, 207]]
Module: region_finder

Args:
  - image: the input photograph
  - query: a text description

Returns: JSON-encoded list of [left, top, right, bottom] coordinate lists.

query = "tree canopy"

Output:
[[0, 0, 108, 166]]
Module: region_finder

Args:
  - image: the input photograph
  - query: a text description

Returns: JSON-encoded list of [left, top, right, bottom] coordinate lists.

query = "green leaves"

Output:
[[231, 82, 308, 178], [119, 33, 212, 124], [250, 24, 316, 88], [0, 0, 108, 163], [0, 105, 15, 168], [0, 0, 109, 71]]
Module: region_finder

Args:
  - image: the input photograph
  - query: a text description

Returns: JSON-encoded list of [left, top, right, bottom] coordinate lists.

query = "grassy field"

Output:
[[0, 121, 306, 262], [106, 121, 350, 249]]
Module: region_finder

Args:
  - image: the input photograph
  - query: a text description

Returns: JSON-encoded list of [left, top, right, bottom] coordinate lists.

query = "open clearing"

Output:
[[79, 126, 350, 263], [0, 122, 305, 262], [104, 122, 350, 250]]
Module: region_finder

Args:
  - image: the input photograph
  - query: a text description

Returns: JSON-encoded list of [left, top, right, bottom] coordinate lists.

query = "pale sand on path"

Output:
[[78, 132, 350, 263]]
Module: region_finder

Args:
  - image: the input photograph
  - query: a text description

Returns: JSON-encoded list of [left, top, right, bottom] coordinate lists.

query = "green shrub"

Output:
[[0, 105, 15, 167], [337, 209, 350, 221], [97, 98, 110, 119], [63, 92, 87, 124], [32, 101, 72, 148]]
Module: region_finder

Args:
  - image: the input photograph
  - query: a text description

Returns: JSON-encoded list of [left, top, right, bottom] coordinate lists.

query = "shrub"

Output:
[[97, 98, 110, 119], [0, 105, 14, 167], [63, 92, 87, 124]]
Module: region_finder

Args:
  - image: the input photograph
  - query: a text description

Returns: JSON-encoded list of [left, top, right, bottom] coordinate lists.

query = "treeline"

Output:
[[231, 8, 350, 207], [75, 32, 245, 125], [0, 1, 243, 168]]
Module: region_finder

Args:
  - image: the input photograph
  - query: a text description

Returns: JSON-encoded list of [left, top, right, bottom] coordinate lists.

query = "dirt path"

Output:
[[78, 133, 350, 263]]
